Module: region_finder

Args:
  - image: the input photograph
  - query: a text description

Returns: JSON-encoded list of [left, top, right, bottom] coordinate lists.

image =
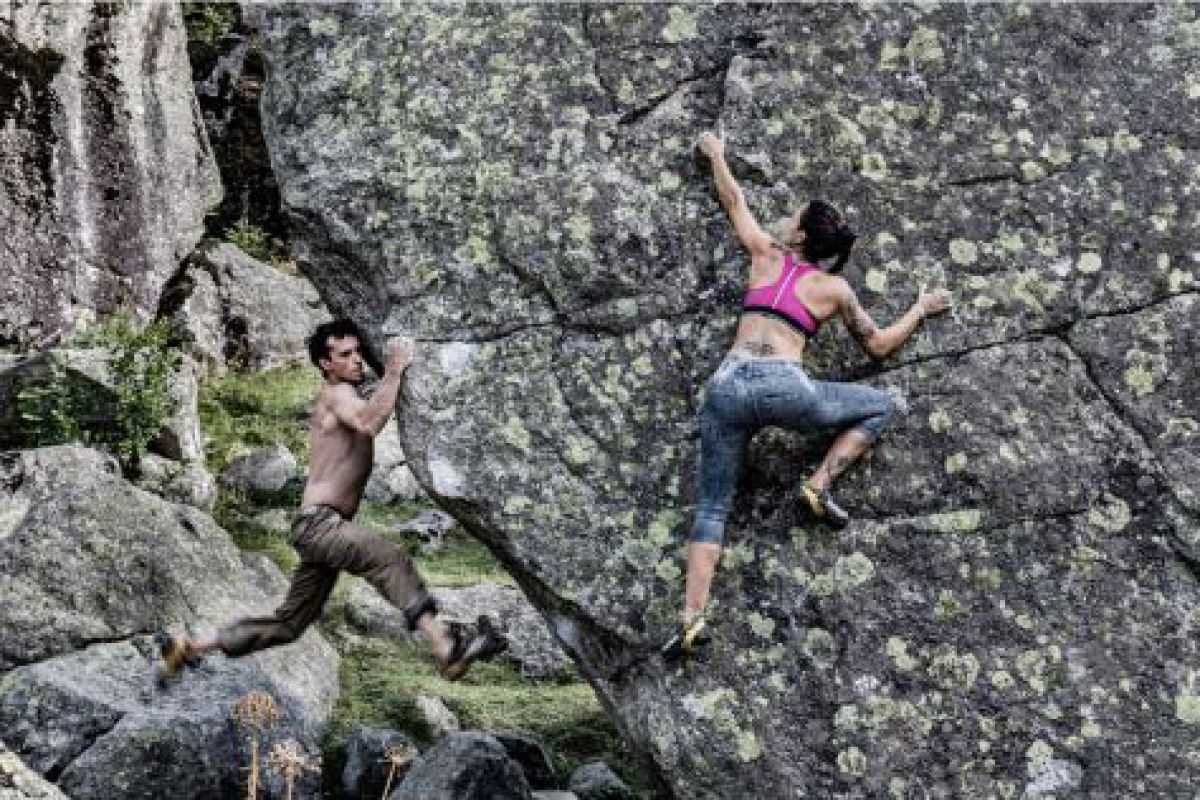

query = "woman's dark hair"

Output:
[[800, 200, 857, 273], [307, 318, 365, 368]]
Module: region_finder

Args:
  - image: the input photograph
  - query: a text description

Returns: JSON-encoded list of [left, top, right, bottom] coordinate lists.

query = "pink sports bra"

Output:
[[742, 251, 823, 336]]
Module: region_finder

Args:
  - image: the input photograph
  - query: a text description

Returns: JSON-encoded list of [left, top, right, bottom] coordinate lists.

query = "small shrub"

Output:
[[184, 3, 237, 45], [226, 221, 272, 261]]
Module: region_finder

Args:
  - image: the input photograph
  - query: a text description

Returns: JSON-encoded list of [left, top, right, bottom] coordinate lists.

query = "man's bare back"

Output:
[[300, 334, 414, 517]]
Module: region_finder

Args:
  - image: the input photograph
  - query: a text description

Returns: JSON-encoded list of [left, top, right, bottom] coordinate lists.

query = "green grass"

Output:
[[198, 365, 320, 473], [357, 501, 515, 587], [322, 634, 655, 797]]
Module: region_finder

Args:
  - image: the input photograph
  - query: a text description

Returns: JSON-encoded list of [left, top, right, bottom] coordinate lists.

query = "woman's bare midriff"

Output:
[[730, 312, 808, 361]]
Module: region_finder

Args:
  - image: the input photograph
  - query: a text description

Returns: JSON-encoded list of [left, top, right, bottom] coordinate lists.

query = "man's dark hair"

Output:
[[307, 318, 365, 369], [800, 199, 857, 274]]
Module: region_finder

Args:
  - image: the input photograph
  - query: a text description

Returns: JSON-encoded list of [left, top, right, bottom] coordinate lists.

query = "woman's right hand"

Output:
[[696, 131, 725, 160], [917, 287, 953, 317]]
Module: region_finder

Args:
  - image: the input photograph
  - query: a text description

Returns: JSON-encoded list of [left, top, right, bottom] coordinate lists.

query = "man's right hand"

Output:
[[385, 336, 416, 375], [918, 287, 953, 318]]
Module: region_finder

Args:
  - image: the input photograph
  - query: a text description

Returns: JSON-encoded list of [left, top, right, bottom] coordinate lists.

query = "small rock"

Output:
[[531, 792, 579, 800], [414, 694, 460, 739], [394, 508, 458, 551], [392, 732, 531, 800], [340, 726, 417, 800], [569, 762, 634, 800], [220, 444, 298, 496], [135, 453, 217, 510]]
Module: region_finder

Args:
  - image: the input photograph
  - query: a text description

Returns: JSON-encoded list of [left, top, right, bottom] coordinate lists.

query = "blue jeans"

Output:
[[689, 354, 896, 544]]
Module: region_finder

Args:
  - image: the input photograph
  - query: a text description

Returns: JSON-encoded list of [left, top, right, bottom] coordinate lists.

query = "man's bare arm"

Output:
[[839, 281, 952, 360], [329, 339, 413, 436]]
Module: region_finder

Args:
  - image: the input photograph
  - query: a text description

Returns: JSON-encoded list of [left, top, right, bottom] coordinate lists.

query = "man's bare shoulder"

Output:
[[324, 382, 362, 404]]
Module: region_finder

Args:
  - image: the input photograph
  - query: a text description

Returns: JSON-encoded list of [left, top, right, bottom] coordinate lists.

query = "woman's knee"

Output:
[[861, 391, 896, 441], [688, 512, 727, 546]]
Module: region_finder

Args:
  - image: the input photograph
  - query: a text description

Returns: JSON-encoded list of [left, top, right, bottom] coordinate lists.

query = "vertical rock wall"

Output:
[[0, 2, 220, 348], [257, 5, 1200, 797]]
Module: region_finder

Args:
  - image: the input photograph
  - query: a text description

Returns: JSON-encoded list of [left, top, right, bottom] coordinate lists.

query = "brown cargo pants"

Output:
[[217, 504, 435, 657]]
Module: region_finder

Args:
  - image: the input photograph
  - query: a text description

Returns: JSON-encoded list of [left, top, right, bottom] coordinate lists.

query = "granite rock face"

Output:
[[0, 2, 220, 348], [162, 242, 331, 377], [0, 446, 338, 798], [258, 5, 1200, 797]]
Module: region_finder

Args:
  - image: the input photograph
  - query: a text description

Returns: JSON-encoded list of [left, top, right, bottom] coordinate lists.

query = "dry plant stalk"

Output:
[[267, 738, 320, 800], [379, 743, 417, 799], [232, 692, 281, 800]]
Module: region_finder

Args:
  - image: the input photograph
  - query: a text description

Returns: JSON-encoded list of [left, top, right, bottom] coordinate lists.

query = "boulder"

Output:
[[340, 726, 417, 800], [258, 4, 1200, 797], [148, 356, 205, 464], [390, 732, 531, 800], [568, 762, 634, 800], [0, 2, 219, 349], [163, 242, 330, 377], [0, 445, 338, 798], [219, 444, 299, 497]]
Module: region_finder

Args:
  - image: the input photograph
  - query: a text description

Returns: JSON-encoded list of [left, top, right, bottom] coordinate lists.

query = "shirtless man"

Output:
[[157, 319, 504, 681]]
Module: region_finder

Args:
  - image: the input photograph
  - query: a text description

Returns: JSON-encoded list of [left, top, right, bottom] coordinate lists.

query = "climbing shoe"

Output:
[[660, 616, 712, 663], [801, 484, 851, 528], [439, 616, 508, 682], [154, 631, 199, 686]]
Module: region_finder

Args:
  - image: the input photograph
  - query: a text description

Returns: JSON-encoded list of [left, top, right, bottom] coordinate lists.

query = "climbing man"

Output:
[[157, 318, 506, 682]]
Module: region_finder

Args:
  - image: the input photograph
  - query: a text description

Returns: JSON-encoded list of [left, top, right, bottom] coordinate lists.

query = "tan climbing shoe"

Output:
[[438, 616, 508, 682]]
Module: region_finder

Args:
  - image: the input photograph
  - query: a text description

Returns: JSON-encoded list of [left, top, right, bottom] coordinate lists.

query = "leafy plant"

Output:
[[184, 3, 237, 46], [226, 221, 272, 261], [16, 314, 178, 468], [15, 358, 85, 446]]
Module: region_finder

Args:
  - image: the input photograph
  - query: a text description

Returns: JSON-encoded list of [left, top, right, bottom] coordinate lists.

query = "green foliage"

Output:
[[15, 359, 84, 446], [324, 637, 654, 796], [198, 366, 320, 473], [184, 3, 237, 46], [225, 221, 272, 261], [16, 315, 178, 467]]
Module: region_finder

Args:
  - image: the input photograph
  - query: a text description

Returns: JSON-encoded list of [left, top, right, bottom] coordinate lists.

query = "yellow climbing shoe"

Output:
[[661, 616, 712, 663], [801, 484, 850, 528]]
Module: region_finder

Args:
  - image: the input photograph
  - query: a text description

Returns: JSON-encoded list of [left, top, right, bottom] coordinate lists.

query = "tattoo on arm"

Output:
[[848, 305, 878, 345]]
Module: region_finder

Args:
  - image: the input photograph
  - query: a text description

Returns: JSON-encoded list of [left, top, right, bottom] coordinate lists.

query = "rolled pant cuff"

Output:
[[402, 593, 438, 631]]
